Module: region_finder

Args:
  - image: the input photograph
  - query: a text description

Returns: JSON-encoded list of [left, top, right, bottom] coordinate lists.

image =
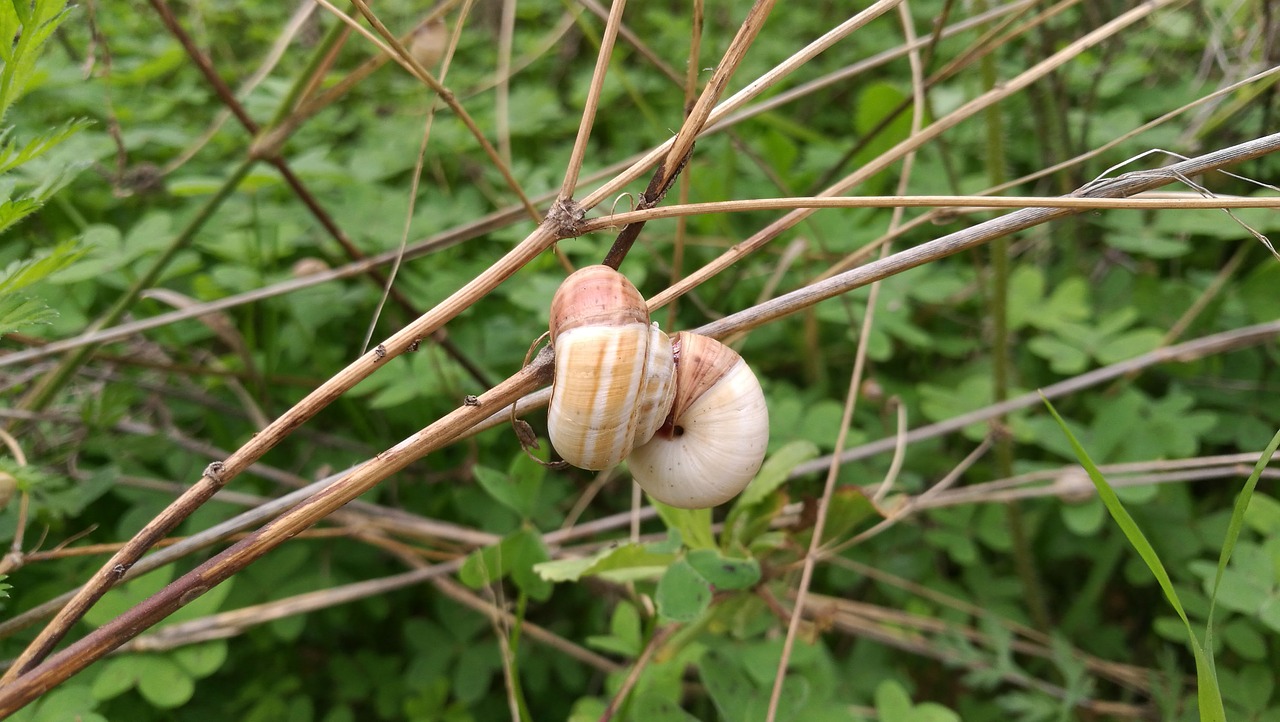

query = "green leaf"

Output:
[[507, 529, 553, 601], [135, 656, 196, 709], [851, 81, 916, 190], [698, 647, 810, 722], [1105, 226, 1191, 258], [874, 680, 914, 721], [686, 549, 761, 591], [171, 641, 229, 679], [655, 559, 712, 622], [90, 657, 140, 701], [473, 465, 527, 518], [0, 118, 92, 174], [1061, 497, 1107, 536], [1006, 266, 1090, 332], [533, 542, 673, 583], [0, 293, 57, 334], [459, 529, 552, 600], [586, 601, 644, 657], [1028, 335, 1090, 374], [874, 679, 959, 722], [1042, 396, 1225, 722], [610, 601, 642, 651], [1220, 618, 1267, 661], [19, 683, 105, 722], [812, 487, 879, 545], [631, 692, 701, 721], [735, 440, 818, 509], [0, 238, 86, 294], [1204, 427, 1280, 656], [1243, 493, 1280, 535], [0, 0, 75, 120], [1095, 328, 1163, 365], [652, 502, 715, 550], [468, 451, 549, 520], [452, 643, 498, 705]]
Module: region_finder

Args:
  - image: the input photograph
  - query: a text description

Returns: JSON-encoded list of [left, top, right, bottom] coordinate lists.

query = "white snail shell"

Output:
[[547, 266, 769, 508], [628, 332, 769, 508]]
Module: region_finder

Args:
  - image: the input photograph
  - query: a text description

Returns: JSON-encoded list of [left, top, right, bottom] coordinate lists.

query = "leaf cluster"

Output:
[[1, 0, 1278, 720]]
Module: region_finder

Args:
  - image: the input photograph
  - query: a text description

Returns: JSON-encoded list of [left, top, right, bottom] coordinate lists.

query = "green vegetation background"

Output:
[[1, 1, 1279, 720]]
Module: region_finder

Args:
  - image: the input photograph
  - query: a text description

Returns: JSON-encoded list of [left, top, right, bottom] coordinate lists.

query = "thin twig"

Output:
[[559, 0, 629, 200], [788, 317, 1280, 478], [0, 357, 554, 713], [601, 0, 777, 268], [647, 0, 1180, 312], [580, 193, 1280, 230], [597, 624, 678, 722], [339, 0, 542, 222], [765, 5, 916, 717]]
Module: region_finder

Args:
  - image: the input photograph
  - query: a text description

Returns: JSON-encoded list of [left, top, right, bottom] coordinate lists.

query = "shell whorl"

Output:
[[546, 267, 769, 508], [547, 266, 675, 470], [549, 264, 648, 339], [628, 332, 769, 508]]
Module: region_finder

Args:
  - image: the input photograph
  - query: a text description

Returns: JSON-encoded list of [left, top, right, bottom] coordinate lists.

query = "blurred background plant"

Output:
[[1, 0, 1279, 720]]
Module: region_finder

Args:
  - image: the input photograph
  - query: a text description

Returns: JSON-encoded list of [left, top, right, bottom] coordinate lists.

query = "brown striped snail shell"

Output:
[[547, 265, 768, 508]]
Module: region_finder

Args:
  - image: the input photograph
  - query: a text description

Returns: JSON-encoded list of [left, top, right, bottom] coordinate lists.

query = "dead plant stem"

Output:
[[559, 0, 629, 199], [647, 0, 1179, 312], [766, 4, 916, 717]]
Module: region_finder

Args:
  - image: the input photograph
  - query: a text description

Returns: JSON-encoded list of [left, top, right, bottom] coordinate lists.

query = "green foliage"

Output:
[[875, 680, 959, 722], [0, 0, 91, 331], [1043, 399, 1280, 722], [0, 0, 74, 120], [1, 0, 1277, 720], [0, 238, 86, 333]]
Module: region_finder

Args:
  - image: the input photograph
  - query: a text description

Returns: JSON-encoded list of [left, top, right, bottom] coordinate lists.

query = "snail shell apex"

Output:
[[550, 265, 648, 338]]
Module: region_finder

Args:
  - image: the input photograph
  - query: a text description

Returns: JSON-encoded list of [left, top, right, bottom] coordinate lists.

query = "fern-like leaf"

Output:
[[0, 119, 93, 175], [0, 237, 86, 295]]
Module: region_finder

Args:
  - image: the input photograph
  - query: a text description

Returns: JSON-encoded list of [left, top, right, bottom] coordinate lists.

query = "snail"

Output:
[[547, 265, 769, 508]]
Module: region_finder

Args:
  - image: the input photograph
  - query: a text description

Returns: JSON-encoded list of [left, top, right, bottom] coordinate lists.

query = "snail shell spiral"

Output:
[[547, 266, 675, 470], [546, 265, 769, 508]]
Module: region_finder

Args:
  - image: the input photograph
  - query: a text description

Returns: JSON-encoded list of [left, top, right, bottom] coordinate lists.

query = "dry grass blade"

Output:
[[4, 1, 1276, 715], [3, 126, 1272, 710], [648, 0, 1178, 312], [692, 131, 1280, 338], [558, 0, 629, 198]]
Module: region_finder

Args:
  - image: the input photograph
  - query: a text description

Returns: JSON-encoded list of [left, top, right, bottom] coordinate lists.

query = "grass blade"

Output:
[[1041, 394, 1225, 722]]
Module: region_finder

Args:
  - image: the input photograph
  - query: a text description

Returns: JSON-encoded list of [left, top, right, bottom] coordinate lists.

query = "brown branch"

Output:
[[646, 0, 1179, 312], [688, 130, 1280, 337], [147, 0, 493, 389], [601, 0, 776, 267], [0, 356, 554, 714], [0, 217, 561, 681]]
